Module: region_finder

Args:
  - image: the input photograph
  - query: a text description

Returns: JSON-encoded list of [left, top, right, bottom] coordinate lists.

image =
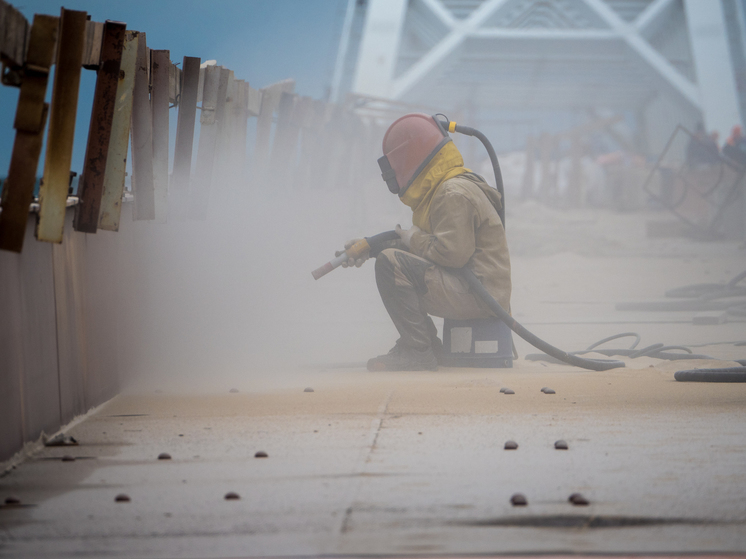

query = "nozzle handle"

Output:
[[311, 253, 347, 280], [312, 233, 400, 281]]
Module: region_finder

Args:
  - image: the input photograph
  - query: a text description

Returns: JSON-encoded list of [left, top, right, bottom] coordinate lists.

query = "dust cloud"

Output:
[[118, 116, 416, 392], [116, 102, 746, 395]]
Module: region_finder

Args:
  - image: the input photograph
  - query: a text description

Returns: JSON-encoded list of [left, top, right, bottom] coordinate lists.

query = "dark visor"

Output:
[[377, 155, 400, 194]]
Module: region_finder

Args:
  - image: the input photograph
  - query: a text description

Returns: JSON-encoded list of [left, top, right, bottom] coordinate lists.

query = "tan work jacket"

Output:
[[407, 173, 512, 311]]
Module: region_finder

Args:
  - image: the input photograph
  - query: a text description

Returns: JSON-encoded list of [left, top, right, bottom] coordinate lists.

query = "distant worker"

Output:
[[723, 125, 746, 167], [338, 114, 511, 371]]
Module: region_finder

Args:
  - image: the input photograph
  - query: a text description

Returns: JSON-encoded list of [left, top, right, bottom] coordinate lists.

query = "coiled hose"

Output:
[[368, 230, 623, 371], [458, 267, 625, 371], [526, 332, 716, 364]]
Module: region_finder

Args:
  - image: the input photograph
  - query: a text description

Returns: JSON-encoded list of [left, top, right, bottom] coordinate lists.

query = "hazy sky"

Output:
[[0, 0, 346, 174]]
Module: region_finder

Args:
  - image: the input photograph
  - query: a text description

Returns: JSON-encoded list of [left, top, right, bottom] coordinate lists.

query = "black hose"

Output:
[[365, 230, 400, 257], [451, 124, 506, 227], [628, 343, 664, 359], [458, 267, 624, 371], [365, 231, 623, 371], [674, 368, 746, 382], [586, 332, 641, 351], [525, 348, 714, 362]]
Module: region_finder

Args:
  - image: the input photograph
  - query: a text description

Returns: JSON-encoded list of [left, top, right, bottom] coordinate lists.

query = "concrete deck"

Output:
[[2, 204, 746, 558], [2, 362, 746, 558]]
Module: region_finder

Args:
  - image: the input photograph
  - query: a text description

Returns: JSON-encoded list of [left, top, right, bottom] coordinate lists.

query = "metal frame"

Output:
[[351, 0, 742, 137], [641, 124, 745, 238]]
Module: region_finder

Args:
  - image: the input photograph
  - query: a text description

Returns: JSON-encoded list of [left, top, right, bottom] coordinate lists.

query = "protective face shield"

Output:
[[377, 114, 451, 196]]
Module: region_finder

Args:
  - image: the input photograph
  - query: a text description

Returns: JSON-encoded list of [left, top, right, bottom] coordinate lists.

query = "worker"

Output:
[[723, 125, 746, 167], [337, 114, 512, 371]]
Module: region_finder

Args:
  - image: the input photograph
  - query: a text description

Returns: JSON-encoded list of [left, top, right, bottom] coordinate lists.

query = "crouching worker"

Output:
[[338, 114, 512, 371]]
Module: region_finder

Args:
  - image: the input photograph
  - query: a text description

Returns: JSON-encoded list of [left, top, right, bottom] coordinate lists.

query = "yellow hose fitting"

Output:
[[448, 121, 456, 133], [346, 238, 371, 260]]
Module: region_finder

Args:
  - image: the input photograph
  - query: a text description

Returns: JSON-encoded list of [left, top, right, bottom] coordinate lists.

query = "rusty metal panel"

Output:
[[130, 33, 155, 221], [81, 19, 103, 69], [246, 84, 262, 116], [0, 107, 48, 252], [196, 65, 205, 103], [0, 0, 30, 68], [199, 64, 219, 125], [227, 80, 249, 178], [213, 67, 232, 180], [98, 31, 138, 232], [297, 100, 328, 188], [171, 56, 200, 193], [270, 91, 300, 174], [189, 64, 220, 218], [294, 95, 314, 129], [254, 79, 294, 178], [73, 20, 126, 234], [289, 96, 314, 187], [191, 66, 229, 216], [150, 49, 170, 223], [36, 8, 87, 244], [13, 14, 57, 133], [168, 61, 180, 104], [0, 14, 57, 253]]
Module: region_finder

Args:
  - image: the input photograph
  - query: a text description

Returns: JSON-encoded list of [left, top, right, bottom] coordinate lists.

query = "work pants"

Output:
[[375, 248, 494, 351]]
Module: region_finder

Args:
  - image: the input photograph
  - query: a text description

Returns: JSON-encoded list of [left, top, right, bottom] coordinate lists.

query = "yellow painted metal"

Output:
[[0, 14, 58, 253], [189, 64, 220, 218], [130, 32, 155, 221], [98, 31, 138, 232], [151, 49, 170, 223], [36, 8, 87, 244]]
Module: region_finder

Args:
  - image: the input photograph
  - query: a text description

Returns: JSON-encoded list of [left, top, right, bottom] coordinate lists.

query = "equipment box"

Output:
[[441, 317, 513, 368]]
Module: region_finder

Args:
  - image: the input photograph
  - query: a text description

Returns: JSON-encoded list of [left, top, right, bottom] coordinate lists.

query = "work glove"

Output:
[[335, 238, 368, 268], [395, 224, 421, 249]]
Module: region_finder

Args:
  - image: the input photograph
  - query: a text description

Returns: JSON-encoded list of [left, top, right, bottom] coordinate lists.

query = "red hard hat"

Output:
[[380, 113, 449, 195]]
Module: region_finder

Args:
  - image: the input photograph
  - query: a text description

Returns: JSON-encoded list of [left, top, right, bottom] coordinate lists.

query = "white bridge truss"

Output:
[[351, 0, 743, 145]]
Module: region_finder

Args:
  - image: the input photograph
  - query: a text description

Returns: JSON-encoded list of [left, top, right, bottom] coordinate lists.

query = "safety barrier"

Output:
[[0, 0, 403, 462]]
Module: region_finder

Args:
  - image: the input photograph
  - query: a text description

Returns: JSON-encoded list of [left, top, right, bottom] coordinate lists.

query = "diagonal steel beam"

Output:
[[634, 0, 677, 35], [391, 0, 510, 100], [580, 0, 700, 110], [418, 0, 456, 28]]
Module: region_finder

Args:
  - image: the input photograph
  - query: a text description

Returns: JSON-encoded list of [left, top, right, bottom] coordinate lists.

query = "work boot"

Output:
[[367, 343, 438, 372]]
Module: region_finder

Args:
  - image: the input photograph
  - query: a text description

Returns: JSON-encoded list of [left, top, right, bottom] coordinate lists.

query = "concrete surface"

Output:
[[2, 363, 746, 558], [2, 203, 746, 558]]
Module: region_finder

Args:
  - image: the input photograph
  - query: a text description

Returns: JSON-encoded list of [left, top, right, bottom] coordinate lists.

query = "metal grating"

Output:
[[440, 0, 489, 19], [487, 0, 609, 29], [602, 0, 654, 22]]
